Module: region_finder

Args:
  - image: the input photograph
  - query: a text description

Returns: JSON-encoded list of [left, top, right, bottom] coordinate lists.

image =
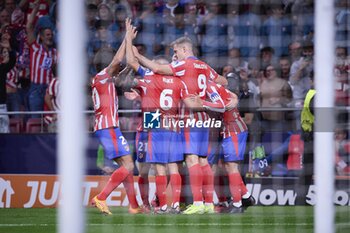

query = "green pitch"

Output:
[[0, 206, 349, 233]]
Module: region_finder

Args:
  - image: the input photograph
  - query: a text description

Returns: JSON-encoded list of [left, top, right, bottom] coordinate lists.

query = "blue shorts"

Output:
[[181, 127, 209, 157], [207, 130, 222, 165], [135, 131, 148, 163], [221, 131, 248, 162], [95, 127, 130, 160], [169, 132, 184, 163], [146, 129, 184, 164]]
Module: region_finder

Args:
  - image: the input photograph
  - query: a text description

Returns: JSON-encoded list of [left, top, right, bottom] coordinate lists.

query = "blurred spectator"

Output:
[[334, 46, 349, 123], [289, 40, 314, 108], [86, 3, 98, 39], [279, 56, 291, 81], [335, 0, 350, 54], [26, 1, 57, 118], [4, 0, 17, 16], [0, 8, 11, 30], [199, 1, 228, 70], [288, 40, 302, 62], [88, 20, 116, 61], [227, 47, 248, 72], [134, 0, 163, 57], [43, 75, 59, 132], [6, 65, 21, 118], [111, 4, 129, 48], [238, 63, 259, 107], [8, 8, 31, 113], [259, 46, 277, 70], [163, 5, 197, 56], [0, 39, 16, 133], [228, 3, 261, 60], [261, 3, 292, 57], [260, 64, 292, 122], [335, 127, 350, 175], [86, 3, 98, 77], [97, 2, 114, 23], [291, 0, 314, 41], [289, 41, 314, 131]]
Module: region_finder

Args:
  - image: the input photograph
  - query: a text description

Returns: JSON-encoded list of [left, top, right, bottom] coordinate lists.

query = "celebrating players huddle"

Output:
[[91, 19, 255, 215]]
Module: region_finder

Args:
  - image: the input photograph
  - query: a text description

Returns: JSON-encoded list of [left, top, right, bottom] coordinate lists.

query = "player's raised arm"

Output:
[[133, 48, 173, 75], [125, 18, 140, 72], [106, 19, 135, 77]]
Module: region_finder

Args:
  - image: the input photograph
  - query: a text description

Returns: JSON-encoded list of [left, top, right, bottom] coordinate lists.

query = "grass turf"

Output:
[[0, 206, 349, 233]]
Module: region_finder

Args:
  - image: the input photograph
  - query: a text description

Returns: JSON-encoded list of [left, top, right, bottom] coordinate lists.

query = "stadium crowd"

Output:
[[0, 0, 350, 213]]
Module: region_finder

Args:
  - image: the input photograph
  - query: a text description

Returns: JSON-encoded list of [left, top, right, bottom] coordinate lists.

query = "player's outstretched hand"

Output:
[[125, 18, 138, 40]]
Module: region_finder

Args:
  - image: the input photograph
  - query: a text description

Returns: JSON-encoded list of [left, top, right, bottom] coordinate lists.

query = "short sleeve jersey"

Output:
[[215, 84, 248, 136], [29, 41, 58, 84], [91, 68, 119, 131], [136, 68, 187, 130], [169, 57, 219, 120]]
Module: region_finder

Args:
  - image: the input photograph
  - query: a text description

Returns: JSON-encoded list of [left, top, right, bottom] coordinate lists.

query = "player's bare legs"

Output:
[[92, 154, 141, 215]]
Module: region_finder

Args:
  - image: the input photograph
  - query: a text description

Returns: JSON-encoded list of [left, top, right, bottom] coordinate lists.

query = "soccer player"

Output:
[[90, 18, 141, 215], [133, 36, 227, 214], [125, 22, 202, 214], [206, 82, 256, 213]]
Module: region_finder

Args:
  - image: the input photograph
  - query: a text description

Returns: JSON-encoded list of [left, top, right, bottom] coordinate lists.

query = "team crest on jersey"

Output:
[[210, 92, 221, 102], [143, 110, 161, 129], [40, 57, 53, 70]]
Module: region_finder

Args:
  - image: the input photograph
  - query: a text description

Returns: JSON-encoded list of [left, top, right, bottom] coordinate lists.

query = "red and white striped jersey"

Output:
[[6, 67, 18, 89], [169, 57, 219, 121], [43, 78, 60, 125], [91, 68, 119, 132], [136, 69, 187, 131], [29, 41, 57, 84], [215, 85, 248, 137], [47, 78, 60, 110]]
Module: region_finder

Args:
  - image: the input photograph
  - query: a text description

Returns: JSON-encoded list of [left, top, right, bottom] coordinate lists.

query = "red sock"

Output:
[[155, 175, 167, 207], [188, 164, 203, 202], [240, 179, 248, 196], [228, 173, 242, 203], [123, 172, 139, 209], [97, 166, 129, 200], [214, 174, 226, 203], [170, 174, 182, 205], [138, 176, 149, 206], [201, 164, 214, 203]]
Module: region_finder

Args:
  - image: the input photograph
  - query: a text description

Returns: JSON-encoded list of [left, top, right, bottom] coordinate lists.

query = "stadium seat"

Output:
[[26, 118, 43, 133], [9, 118, 24, 133]]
